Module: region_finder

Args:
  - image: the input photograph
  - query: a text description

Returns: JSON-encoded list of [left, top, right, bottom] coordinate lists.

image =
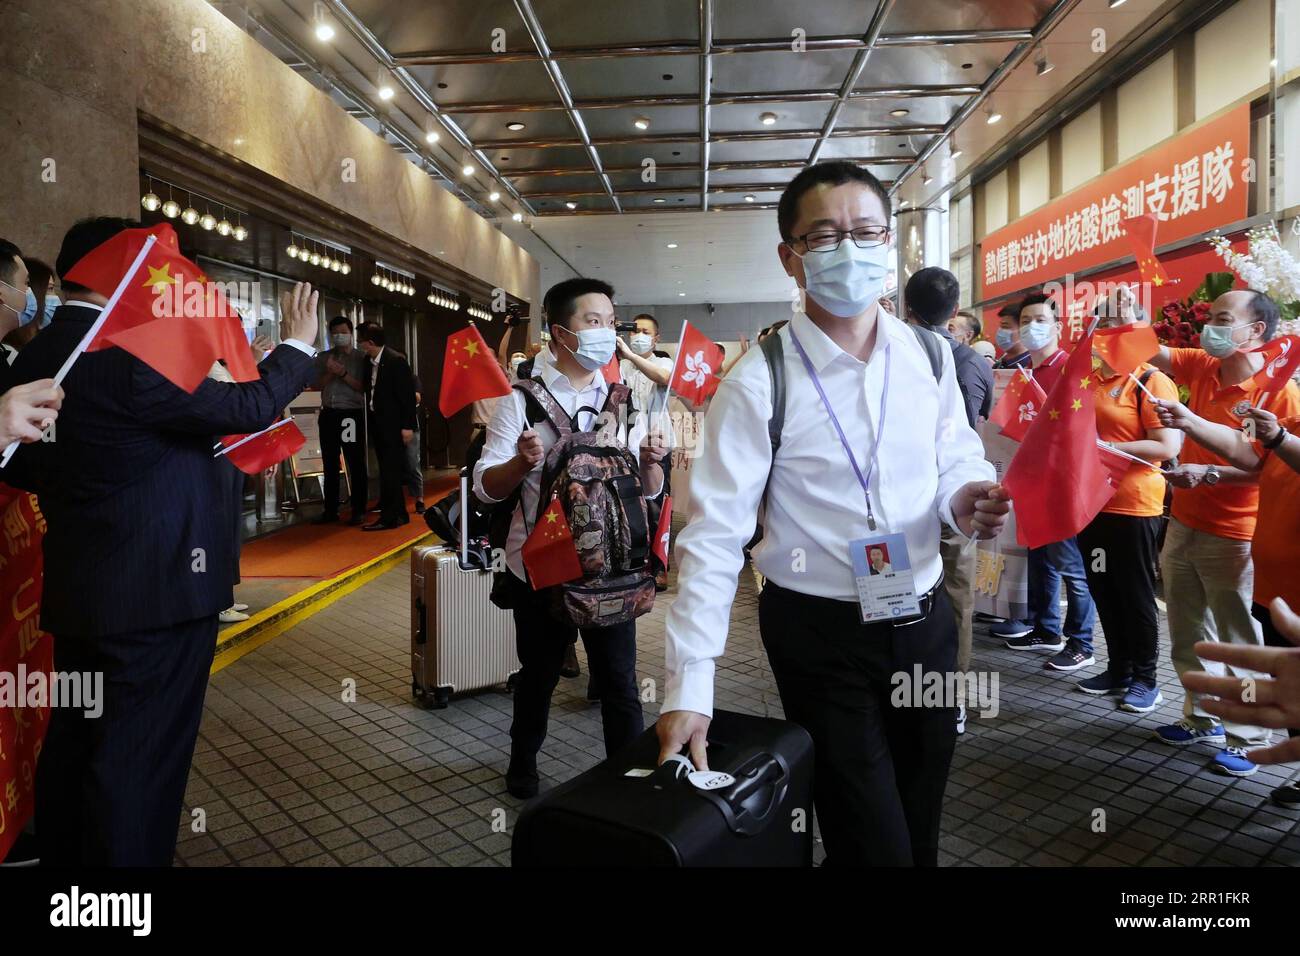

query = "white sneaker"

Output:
[[231, 602, 249, 612], [956, 704, 967, 735], [219, 607, 250, 623]]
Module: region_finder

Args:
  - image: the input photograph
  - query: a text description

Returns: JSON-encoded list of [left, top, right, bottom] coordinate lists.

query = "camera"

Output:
[[615, 320, 638, 333]]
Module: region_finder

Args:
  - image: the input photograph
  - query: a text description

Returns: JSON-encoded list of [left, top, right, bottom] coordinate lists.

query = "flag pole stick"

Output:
[[0, 234, 158, 469], [1096, 439, 1164, 472], [1127, 371, 1161, 402], [214, 417, 294, 459]]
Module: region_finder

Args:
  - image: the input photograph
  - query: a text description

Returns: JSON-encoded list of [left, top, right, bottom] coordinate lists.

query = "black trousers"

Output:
[[371, 421, 409, 525], [36, 616, 219, 866], [758, 580, 957, 866], [505, 573, 643, 761], [319, 407, 368, 518], [222, 458, 246, 586], [1077, 512, 1163, 686], [1254, 602, 1298, 738]]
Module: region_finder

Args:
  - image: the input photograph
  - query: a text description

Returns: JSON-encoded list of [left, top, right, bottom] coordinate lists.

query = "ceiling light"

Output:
[[678, 292, 686, 297], [216, 218, 233, 236], [1108, 0, 1128, 7], [489, 191, 500, 202], [506, 122, 526, 131], [371, 274, 381, 286], [512, 212, 523, 222], [1035, 53, 1054, 76], [922, 172, 933, 185], [890, 108, 909, 118], [986, 107, 1002, 125], [565, 201, 577, 210], [378, 85, 395, 101], [199, 212, 217, 231], [341, 262, 350, 275], [653, 198, 666, 204], [666, 243, 678, 249], [759, 112, 777, 126], [744, 194, 755, 202], [233, 225, 248, 242], [181, 206, 199, 225], [309, 251, 322, 266], [315, 22, 335, 42], [462, 164, 475, 176], [141, 190, 161, 212], [162, 199, 180, 218], [633, 116, 650, 130], [425, 130, 439, 143], [951, 145, 963, 160]]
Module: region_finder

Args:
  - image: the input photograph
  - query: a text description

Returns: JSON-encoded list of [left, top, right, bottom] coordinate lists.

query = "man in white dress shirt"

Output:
[[657, 162, 1011, 866], [474, 278, 668, 799]]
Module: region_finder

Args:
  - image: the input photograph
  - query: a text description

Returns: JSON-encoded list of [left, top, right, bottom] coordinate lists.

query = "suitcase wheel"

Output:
[[431, 687, 451, 709], [506, 672, 519, 694]]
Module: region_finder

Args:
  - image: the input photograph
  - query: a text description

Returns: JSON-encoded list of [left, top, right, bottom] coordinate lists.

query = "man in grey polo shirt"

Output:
[[315, 315, 369, 524]]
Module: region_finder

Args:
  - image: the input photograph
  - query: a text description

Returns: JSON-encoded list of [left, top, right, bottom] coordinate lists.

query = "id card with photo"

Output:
[[850, 532, 921, 624]]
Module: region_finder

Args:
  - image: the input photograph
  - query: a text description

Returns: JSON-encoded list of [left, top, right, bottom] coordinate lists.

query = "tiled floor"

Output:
[[177, 550, 1300, 867]]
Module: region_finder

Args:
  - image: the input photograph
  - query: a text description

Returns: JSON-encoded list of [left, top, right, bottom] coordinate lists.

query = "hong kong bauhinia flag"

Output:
[[439, 324, 511, 417], [1244, 335, 1300, 397], [522, 498, 583, 589], [989, 369, 1048, 443], [669, 321, 724, 406], [63, 222, 256, 391], [1003, 332, 1119, 549]]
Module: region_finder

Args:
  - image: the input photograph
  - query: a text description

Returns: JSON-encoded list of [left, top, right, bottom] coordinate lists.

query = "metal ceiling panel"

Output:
[[708, 101, 836, 133], [343, 0, 528, 54], [881, 0, 1056, 33], [561, 55, 701, 99], [404, 62, 559, 102], [589, 141, 703, 168], [579, 104, 701, 138], [710, 50, 863, 94], [539, 0, 701, 48], [837, 96, 965, 128], [448, 109, 577, 143], [857, 42, 1019, 86], [712, 0, 878, 40]]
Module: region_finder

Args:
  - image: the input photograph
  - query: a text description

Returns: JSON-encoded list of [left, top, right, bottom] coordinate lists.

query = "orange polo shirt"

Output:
[[1168, 348, 1300, 541], [1253, 416, 1300, 609], [1094, 363, 1178, 517]]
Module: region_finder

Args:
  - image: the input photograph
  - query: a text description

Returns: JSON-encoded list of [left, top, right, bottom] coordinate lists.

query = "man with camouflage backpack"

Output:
[[474, 277, 669, 799]]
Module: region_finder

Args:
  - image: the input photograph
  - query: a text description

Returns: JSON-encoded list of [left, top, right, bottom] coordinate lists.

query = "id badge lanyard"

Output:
[[789, 329, 891, 531]]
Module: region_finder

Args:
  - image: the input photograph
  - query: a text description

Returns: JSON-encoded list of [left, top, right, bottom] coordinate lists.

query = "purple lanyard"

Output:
[[789, 329, 891, 531]]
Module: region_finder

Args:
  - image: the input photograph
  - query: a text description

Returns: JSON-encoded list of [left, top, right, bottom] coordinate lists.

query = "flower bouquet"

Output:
[[1210, 224, 1300, 333]]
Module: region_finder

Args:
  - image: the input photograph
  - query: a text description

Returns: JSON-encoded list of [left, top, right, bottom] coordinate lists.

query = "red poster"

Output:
[[0, 489, 51, 861], [980, 104, 1251, 300]]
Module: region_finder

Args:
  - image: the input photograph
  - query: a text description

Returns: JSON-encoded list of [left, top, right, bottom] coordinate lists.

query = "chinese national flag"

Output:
[[989, 369, 1048, 443], [439, 324, 511, 416], [63, 222, 257, 391], [600, 353, 622, 384], [1245, 336, 1300, 395], [218, 419, 306, 475], [1092, 323, 1160, 377], [1122, 215, 1174, 289], [1003, 333, 1119, 549], [522, 498, 583, 589], [669, 321, 725, 406], [652, 495, 673, 569]]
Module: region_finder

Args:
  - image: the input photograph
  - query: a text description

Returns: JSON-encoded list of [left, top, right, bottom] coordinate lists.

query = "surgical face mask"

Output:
[[331, 332, 352, 349], [510, 357, 525, 374], [1019, 320, 1058, 352], [630, 332, 653, 354], [0, 278, 26, 322], [798, 239, 890, 318], [1200, 322, 1253, 358], [995, 328, 1017, 352], [557, 324, 617, 371]]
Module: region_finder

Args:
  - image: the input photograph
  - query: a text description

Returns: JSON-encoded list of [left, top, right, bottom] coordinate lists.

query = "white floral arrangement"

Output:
[[1210, 224, 1300, 335]]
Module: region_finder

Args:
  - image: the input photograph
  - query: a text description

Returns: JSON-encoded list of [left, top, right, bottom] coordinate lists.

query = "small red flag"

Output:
[[1092, 323, 1161, 377], [1122, 215, 1174, 289], [64, 222, 257, 391], [989, 369, 1048, 443], [522, 498, 583, 589], [218, 419, 306, 475], [439, 324, 511, 417], [600, 353, 622, 384], [1244, 336, 1300, 396], [652, 494, 673, 570], [1003, 333, 1119, 549], [669, 321, 725, 406]]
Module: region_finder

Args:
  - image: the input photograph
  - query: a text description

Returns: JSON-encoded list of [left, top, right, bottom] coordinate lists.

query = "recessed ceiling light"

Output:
[[678, 292, 686, 297], [437, 82, 448, 90], [462, 164, 475, 176], [666, 242, 678, 248], [634, 116, 651, 130], [961, 62, 973, 70], [1035, 52, 1054, 76], [565, 201, 577, 210], [506, 122, 526, 131], [922, 172, 933, 185], [489, 191, 500, 202], [425, 131, 439, 143], [512, 212, 523, 222], [662, 73, 674, 81], [986, 107, 1002, 125], [315, 22, 335, 42], [744, 194, 755, 202], [1108, 0, 1128, 7], [951, 146, 963, 159], [760, 112, 778, 126], [378, 85, 395, 101], [653, 198, 666, 203], [890, 108, 909, 117]]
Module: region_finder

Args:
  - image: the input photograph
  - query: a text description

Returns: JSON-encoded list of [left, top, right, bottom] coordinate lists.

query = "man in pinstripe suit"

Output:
[[4, 217, 320, 866]]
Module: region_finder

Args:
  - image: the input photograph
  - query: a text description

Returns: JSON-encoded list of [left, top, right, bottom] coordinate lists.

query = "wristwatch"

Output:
[[1263, 426, 1289, 450], [1203, 465, 1221, 486]]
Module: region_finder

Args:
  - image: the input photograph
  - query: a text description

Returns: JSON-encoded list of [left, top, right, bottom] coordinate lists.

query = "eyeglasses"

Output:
[[791, 225, 891, 254]]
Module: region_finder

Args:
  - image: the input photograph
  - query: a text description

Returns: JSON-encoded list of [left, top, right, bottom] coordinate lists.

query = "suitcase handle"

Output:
[[705, 752, 789, 836]]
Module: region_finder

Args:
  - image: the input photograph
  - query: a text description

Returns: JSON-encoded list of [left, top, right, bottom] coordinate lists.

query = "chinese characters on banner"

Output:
[[0, 488, 51, 861], [981, 104, 1251, 302]]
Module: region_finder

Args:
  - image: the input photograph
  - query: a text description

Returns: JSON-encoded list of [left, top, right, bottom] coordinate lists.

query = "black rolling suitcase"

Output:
[[512, 710, 815, 867]]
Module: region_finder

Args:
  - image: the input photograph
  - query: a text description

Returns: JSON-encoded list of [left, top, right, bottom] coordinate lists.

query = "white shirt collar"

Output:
[[65, 299, 104, 312], [371, 346, 384, 365], [790, 307, 903, 372], [540, 353, 606, 397]]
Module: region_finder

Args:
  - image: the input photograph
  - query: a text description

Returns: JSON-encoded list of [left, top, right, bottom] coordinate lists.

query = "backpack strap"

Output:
[[514, 377, 574, 437], [760, 332, 786, 462], [1135, 367, 1156, 420], [910, 323, 945, 384]]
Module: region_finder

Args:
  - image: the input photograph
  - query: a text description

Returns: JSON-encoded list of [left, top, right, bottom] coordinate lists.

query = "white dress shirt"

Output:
[[620, 353, 673, 415], [663, 309, 995, 716], [472, 350, 660, 580]]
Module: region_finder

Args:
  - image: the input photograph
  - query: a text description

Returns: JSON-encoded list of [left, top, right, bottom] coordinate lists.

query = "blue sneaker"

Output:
[[1120, 683, 1163, 713], [1212, 746, 1259, 777], [1078, 672, 1129, 695], [1153, 720, 1227, 747], [990, 619, 1033, 639]]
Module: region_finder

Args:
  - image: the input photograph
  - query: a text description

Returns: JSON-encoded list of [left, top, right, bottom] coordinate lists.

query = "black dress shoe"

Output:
[[560, 642, 581, 679], [414, 499, 426, 514], [312, 514, 338, 525], [346, 514, 365, 526], [506, 758, 539, 800], [586, 679, 602, 704], [362, 520, 400, 531]]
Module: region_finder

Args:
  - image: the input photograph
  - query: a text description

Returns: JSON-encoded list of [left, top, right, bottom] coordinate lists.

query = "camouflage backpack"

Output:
[[516, 378, 656, 627]]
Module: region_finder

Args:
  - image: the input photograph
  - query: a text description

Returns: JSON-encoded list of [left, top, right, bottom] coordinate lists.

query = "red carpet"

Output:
[[239, 475, 457, 579]]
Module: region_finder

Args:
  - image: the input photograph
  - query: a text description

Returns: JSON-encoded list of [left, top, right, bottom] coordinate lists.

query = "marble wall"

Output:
[[0, 0, 539, 306]]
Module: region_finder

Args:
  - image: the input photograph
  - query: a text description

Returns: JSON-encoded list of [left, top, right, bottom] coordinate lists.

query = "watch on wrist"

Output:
[[1203, 465, 1221, 485], [1262, 426, 1289, 450]]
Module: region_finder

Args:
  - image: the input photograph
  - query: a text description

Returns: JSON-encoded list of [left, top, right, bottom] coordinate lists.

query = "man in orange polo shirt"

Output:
[[1155, 397, 1300, 805], [1148, 290, 1300, 778], [1076, 290, 1182, 714]]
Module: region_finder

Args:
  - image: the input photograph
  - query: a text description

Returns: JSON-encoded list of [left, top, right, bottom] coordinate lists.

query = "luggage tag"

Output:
[[849, 531, 921, 624]]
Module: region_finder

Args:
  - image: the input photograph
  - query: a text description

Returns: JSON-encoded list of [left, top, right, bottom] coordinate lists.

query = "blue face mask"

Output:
[[995, 328, 1017, 352], [557, 325, 617, 371], [16, 288, 58, 328], [799, 240, 891, 319], [1019, 320, 1058, 352], [1200, 322, 1253, 359]]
